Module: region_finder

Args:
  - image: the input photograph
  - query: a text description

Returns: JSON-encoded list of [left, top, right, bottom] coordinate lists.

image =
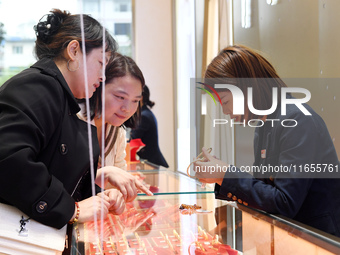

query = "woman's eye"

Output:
[[223, 101, 228, 105], [114, 95, 124, 100]]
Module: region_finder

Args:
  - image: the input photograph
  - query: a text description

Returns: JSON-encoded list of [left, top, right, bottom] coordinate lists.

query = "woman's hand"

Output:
[[101, 189, 126, 215], [76, 195, 111, 223], [75, 190, 126, 223], [193, 147, 228, 185], [96, 166, 153, 202]]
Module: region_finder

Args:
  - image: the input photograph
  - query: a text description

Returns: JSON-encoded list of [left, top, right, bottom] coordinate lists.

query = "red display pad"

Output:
[[80, 198, 239, 255]]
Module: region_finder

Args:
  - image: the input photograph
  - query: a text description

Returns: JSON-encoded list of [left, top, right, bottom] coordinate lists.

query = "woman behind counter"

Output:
[[0, 9, 125, 252], [194, 45, 340, 237]]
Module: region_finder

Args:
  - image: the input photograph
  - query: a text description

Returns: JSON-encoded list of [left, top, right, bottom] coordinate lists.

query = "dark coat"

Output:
[[131, 105, 168, 168], [215, 98, 340, 237], [0, 58, 100, 229]]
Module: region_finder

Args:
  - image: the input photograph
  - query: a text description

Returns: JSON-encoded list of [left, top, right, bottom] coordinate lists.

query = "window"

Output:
[[120, 4, 128, 12], [12, 46, 23, 54], [83, 0, 100, 13], [114, 0, 131, 12], [0, 0, 133, 80], [114, 23, 130, 36]]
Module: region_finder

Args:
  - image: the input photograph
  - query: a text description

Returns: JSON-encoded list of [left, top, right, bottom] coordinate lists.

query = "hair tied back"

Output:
[[33, 10, 66, 43]]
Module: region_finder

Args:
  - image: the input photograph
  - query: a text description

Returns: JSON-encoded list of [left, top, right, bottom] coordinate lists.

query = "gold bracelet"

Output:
[[69, 202, 80, 224]]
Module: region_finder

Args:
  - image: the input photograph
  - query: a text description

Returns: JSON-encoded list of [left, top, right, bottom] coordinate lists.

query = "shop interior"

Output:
[[1, 0, 340, 254]]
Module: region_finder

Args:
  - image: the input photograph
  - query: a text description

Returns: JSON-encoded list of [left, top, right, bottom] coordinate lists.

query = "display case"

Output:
[[109, 161, 215, 195], [126, 160, 162, 171], [226, 202, 340, 255], [71, 170, 340, 255]]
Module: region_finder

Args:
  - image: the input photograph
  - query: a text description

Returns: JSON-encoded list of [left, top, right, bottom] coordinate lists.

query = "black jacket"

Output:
[[0, 58, 100, 229], [215, 98, 340, 237]]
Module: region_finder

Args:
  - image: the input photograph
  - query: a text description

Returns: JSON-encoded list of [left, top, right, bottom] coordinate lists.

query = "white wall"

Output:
[[134, 0, 175, 170]]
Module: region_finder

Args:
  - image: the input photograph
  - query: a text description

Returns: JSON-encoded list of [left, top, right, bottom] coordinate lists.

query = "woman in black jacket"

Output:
[[0, 9, 123, 238]]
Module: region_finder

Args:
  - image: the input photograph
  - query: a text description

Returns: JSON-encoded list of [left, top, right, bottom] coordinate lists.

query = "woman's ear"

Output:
[[66, 40, 81, 60]]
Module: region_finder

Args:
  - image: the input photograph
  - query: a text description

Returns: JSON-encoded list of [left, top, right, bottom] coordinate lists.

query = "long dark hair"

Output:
[[83, 53, 145, 128], [142, 85, 155, 108], [34, 9, 117, 60]]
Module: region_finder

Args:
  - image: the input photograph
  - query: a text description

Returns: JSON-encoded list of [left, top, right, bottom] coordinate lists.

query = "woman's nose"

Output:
[[99, 74, 105, 82], [121, 101, 132, 113]]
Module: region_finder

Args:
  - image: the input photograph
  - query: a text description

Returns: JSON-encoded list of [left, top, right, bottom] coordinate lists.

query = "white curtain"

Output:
[[201, 0, 234, 164]]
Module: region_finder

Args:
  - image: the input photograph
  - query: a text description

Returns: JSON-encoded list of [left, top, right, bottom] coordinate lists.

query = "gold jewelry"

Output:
[[73, 224, 80, 242], [179, 204, 202, 210], [67, 59, 80, 72], [69, 202, 80, 224], [186, 148, 212, 178]]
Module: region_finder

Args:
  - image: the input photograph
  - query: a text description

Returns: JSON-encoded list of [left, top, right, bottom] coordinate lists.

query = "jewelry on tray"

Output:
[[179, 204, 202, 210]]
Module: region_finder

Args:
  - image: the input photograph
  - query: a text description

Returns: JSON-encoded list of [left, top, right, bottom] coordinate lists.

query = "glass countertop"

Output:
[[133, 170, 214, 195], [107, 161, 215, 195]]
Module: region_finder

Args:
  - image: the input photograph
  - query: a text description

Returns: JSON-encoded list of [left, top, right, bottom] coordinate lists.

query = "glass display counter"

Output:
[[126, 160, 162, 171], [223, 202, 340, 255], [72, 193, 233, 255], [113, 161, 214, 195], [71, 170, 340, 255]]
